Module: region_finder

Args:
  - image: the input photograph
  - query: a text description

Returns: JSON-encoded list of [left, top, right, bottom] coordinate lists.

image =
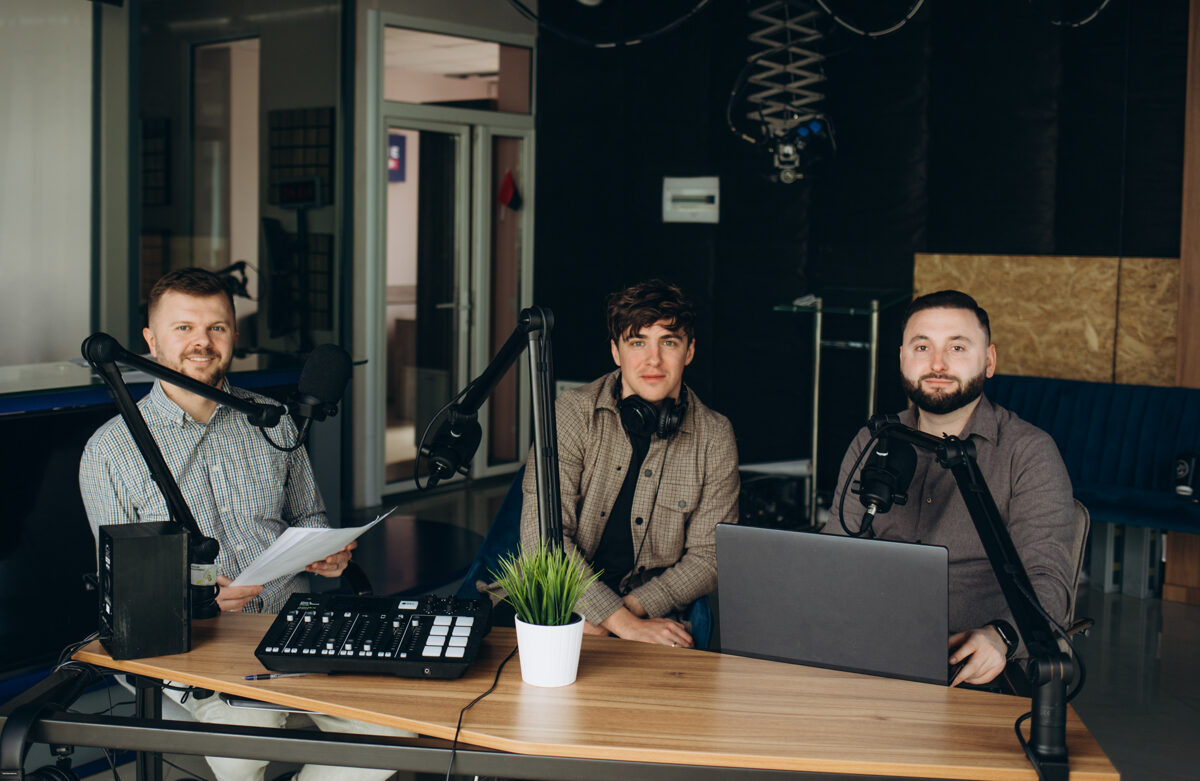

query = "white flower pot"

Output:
[[513, 613, 585, 687]]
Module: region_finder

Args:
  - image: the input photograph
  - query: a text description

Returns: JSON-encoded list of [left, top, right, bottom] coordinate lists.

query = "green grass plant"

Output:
[[489, 541, 601, 626]]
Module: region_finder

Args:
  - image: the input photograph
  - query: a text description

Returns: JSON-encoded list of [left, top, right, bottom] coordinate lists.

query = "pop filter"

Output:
[[289, 344, 352, 423]]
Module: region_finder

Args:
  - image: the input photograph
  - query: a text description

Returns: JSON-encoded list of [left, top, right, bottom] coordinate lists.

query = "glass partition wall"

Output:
[[1, 1, 537, 510], [137, 1, 341, 358]]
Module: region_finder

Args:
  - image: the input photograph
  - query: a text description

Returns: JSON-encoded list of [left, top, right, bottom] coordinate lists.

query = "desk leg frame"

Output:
[[0, 711, 958, 781], [133, 677, 162, 781]]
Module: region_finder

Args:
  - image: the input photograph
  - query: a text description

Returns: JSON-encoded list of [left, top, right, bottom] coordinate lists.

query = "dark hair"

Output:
[[901, 290, 990, 344], [147, 267, 236, 323], [606, 279, 696, 343]]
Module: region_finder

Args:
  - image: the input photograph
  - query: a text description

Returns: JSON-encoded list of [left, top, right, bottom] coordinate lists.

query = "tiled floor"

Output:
[[1070, 587, 1200, 780]]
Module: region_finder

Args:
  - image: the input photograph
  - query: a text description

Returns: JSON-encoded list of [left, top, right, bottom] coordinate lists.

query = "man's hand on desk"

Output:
[[216, 575, 263, 612], [598, 603, 694, 648], [948, 626, 1007, 686], [582, 620, 609, 636], [623, 592, 648, 618], [305, 540, 357, 579]]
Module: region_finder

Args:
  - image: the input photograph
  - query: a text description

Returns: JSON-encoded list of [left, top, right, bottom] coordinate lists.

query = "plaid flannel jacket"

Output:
[[520, 371, 740, 623]]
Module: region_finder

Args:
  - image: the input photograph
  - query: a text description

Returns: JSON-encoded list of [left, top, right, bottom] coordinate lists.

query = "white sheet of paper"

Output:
[[229, 508, 394, 587]]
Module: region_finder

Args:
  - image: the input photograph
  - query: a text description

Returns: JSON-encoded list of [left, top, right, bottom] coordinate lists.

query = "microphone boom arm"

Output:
[[83, 334, 285, 428], [525, 309, 563, 548], [82, 332, 232, 618], [83, 336, 206, 541], [868, 417, 1072, 780], [420, 307, 563, 548]]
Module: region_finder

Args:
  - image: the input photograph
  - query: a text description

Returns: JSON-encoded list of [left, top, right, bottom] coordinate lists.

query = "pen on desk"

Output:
[[244, 672, 310, 681]]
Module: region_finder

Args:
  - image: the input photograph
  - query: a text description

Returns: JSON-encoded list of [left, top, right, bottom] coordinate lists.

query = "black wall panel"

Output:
[[533, 0, 1186, 493]]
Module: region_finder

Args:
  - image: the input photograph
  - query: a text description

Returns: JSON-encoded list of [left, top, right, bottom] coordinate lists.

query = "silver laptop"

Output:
[[716, 523, 951, 685]]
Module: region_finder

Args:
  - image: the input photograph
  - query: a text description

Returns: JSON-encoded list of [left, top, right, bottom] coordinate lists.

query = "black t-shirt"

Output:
[[593, 428, 652, 593]]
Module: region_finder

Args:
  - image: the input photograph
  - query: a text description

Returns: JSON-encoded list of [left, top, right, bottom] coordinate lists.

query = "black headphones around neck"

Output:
[[617, 384, 689, 439]]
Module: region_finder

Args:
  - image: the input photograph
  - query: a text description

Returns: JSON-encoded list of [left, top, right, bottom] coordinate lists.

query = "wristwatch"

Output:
[[987, 619, 1019, 659]]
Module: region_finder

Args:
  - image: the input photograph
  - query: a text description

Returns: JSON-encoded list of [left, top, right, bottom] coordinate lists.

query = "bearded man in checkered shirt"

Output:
[[79, 267, 410, 781]]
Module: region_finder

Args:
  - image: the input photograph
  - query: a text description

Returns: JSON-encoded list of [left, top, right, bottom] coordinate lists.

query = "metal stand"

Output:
[[809, 298, 823, 528], [791, 296, 886, 525]]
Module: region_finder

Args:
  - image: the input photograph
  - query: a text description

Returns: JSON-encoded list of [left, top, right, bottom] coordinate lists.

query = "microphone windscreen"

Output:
[[82, 332, 126, 365], [298, 344, 352, 404]]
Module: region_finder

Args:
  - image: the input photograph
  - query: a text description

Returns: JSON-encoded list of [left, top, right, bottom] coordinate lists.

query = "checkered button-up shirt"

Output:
[[79, 380, 328, 614]]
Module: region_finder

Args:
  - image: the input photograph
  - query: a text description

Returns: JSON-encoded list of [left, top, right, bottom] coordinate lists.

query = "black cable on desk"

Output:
[[444, 645, 518, 781], [56, 633, 99, 666]]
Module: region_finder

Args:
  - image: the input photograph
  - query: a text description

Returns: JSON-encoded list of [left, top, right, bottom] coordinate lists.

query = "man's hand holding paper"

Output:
[[306, 541, 357, 578], [228, 509, 392, 588], [216, 576, 263, 612]]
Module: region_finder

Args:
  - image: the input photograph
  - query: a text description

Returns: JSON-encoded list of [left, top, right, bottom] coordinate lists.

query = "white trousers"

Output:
[[174, 689, 416, 781]]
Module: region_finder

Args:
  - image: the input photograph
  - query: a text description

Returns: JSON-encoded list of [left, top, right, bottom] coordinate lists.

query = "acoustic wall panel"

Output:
[[914, 253, 1178, 387]]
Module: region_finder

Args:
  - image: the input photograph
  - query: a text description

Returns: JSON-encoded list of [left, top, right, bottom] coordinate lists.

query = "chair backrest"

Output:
[[455, 465, 525, 600], [1066, 498, 1090, 624]]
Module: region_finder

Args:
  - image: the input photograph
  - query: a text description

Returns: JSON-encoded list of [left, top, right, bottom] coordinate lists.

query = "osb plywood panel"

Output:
[[1116, 257, 1179, 387], [914, 254, 1118, 382]]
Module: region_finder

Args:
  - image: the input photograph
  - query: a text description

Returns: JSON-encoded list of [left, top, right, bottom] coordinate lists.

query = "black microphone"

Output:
[[287, 344, 352, 426], [851, 435, 917, 535], [423, 413, 482, 488]]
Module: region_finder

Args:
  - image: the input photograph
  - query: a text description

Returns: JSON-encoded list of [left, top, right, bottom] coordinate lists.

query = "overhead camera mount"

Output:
[[729, 2, 834, 183]]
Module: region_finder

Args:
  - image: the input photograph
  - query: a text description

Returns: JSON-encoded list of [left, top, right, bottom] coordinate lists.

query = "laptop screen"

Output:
[[716, 524, 950, 685]]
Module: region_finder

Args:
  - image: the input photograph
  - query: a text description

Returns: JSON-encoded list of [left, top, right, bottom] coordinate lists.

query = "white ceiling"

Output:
[[384, 27, 500, 77]]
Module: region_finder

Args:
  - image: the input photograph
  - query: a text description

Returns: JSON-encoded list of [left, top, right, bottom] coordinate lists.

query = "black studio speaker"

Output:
[[98, 522, 190, 659]]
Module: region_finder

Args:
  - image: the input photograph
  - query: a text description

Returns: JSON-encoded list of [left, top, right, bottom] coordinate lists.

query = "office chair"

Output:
[[999, 498, 1092, 696], [1065, 499, 1095, 637], [455, 466, 525, 602]]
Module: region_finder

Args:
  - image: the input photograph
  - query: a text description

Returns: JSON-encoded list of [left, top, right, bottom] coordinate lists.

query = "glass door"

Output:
[[472, 127, 534, 478], [382, 121, 471, 489]]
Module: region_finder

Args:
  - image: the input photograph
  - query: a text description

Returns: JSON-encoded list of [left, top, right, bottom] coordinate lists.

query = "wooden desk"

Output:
[[61, 613, 1119, 780]]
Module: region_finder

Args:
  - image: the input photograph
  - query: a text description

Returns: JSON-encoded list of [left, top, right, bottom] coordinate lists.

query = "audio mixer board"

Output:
[[254, 593, 492, 679]]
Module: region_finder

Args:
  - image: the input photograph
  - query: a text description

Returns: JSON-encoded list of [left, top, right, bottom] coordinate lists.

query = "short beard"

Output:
[[902, 370, 987, 415], [178, 351, 228, 388]]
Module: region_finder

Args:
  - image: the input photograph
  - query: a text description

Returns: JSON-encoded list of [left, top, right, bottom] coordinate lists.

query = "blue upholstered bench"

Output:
[[985, 374, 1200, 596]]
